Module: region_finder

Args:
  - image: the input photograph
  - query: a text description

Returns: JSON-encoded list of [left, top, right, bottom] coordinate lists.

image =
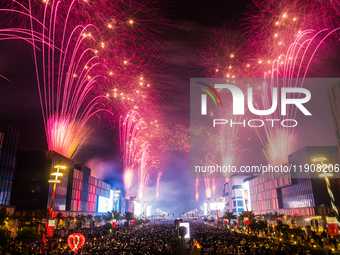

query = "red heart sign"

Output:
[[67, 233, 85, 253]]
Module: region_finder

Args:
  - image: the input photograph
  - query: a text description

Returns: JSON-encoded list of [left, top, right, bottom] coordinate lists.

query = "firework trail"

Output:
[[156, 171, 162, 201], [255, 28, 340, 165], [199, 24, 260, 78], [138, 141, 151, 200], [244, 0, 340, 78], [119, 111, 154, 199], [84, 0, 173, 118], [198, 0, 340, 165], [219, 113, 246, 176], [0, 0, 109, 159], [195, 177, 199, 201], [203, 154, 216, 199], [119, 111, 145, 197]]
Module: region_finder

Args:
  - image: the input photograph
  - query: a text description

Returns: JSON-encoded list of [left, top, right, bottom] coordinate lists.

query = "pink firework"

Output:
[[199, 24, 261, 78], [83, 0, 173, 117], [256, 28, 340, 164], [244, 0, 340, 77], [203, 154, 215, 199], [156, 171, 162, 201], [195, 177, 200, 201], [119, 111, 152, 198], [138, 141, 151, 200], [0, 0, 108, 159]]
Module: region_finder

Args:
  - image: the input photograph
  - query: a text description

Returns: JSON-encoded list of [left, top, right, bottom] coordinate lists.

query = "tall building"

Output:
[[11, 151, 73, 217], [223, 175, 252, 215], [74, 164, 91, 214], [249, 146, 340, 228], [328, 80, 340, 155], [0, 120, 19, 213], [250, 163, 291, 215], [112, 188, 122, 212], [11, 151, 111, 217]]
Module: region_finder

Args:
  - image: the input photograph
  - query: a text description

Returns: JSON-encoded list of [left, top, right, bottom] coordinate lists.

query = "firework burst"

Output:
[[0, 0, 109, 159]]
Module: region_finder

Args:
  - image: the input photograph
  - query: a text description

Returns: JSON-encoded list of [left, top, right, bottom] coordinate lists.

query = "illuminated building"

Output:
[[223, 175, 252, 215], [11, 151, 111, 217], [11, 151, 73, 217], [249, 146, 340, 228], [0, 120, 19, 214], [112, 188, 122, 212]]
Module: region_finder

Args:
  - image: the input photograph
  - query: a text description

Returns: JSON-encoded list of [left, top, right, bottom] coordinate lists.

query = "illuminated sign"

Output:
[[146, 205, 151, 217], [98, 196, 112, 213], [179, 222, 190, 239]]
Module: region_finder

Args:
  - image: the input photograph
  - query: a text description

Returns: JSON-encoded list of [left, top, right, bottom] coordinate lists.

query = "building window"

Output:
[[232, 185, 242, 190], [237, 200, 244, 207]]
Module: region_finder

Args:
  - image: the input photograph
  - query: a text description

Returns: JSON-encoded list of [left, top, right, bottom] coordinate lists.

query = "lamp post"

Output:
[[313, 156, 340, 226], [46, 164, 66, 235]]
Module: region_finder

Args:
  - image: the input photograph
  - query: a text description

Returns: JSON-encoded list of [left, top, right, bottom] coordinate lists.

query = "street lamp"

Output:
[[313, 156, 340, 226], [46, 163, 66, 236], [48, 164, 66, 215]]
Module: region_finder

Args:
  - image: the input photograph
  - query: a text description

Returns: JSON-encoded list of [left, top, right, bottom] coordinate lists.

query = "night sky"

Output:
[[0, 0, 339, 216]]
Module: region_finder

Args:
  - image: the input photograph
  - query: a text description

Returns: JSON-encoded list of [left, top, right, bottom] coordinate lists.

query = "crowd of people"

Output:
[[0, 222, 336, 255]]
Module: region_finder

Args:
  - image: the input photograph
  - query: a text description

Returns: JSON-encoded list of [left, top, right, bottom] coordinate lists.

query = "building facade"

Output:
[[11, 151, 111, 217], [0, 120, 19, 213], [223, 175, 252, 215], [11, 151, 73, 217], [249, 146, 340, 228]]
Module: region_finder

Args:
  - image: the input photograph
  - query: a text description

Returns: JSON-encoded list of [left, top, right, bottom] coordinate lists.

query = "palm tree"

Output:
[[238, 211, 255, 221], [124, 212, 135, 227], [111, 210, 123, 221], [222, 212, 237, 224]]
